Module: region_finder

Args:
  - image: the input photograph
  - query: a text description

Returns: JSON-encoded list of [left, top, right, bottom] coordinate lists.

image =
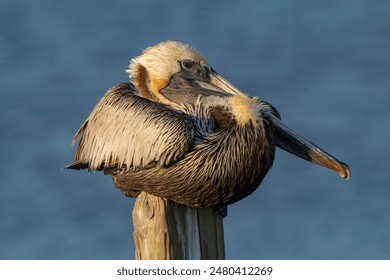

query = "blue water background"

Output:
[[1, 0, 389, 259]]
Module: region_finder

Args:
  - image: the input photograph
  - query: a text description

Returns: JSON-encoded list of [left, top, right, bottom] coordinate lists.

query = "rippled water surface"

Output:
[[1, 0, 389, 259]]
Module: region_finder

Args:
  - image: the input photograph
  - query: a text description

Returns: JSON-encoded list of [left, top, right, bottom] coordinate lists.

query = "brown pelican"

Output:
[[66, 41, 350, 208]]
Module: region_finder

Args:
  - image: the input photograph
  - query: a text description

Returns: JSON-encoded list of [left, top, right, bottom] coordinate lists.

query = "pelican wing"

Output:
[[67, 83, 194, 171]]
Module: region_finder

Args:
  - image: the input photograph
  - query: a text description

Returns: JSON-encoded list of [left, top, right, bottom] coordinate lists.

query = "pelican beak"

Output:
[[268, 114, 351, 180], [207, 70, 245, 96], [161, 68, 246, 103], [189, 69, 246, 96]]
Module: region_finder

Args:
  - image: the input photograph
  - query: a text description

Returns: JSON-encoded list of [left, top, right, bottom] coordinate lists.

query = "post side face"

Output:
[[132, 192, 225, 260]]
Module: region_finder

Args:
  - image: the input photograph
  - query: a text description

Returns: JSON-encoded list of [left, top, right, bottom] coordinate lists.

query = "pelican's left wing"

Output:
[[66, 83, 194, 172]]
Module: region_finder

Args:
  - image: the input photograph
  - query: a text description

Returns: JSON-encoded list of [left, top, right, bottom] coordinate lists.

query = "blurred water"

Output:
[[1, 0, 389, 259]]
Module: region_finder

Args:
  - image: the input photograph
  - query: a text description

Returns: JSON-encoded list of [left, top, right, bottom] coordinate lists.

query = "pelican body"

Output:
[[66, 41, 350, 208]]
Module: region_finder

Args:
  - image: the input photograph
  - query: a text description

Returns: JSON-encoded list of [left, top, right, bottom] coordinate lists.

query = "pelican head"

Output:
[[127, 41, 245, 105], [127, 41, 206, 98]]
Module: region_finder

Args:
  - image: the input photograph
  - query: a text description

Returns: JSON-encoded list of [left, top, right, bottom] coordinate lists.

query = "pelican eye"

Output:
[[180, 59, 194, 70]]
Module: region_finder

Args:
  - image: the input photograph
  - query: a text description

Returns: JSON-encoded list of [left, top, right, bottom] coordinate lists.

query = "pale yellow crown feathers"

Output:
[[127, 41, 208, 98]]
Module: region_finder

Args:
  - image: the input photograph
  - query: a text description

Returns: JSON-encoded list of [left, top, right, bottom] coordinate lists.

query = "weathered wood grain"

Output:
[[132, 192, 225, 260]]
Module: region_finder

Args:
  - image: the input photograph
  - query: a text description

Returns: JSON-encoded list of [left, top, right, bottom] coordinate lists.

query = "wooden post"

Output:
[[132, 192, 225, 260]]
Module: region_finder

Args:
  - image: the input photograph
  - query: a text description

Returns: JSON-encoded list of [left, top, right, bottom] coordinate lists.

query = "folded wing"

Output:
[[66, 83, 194, 172]]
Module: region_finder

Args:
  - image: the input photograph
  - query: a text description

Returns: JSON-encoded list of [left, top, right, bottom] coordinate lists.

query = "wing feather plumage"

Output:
[[68, 83, 194, 171]]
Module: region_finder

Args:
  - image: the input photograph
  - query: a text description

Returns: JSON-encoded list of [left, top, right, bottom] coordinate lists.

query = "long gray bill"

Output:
[[268, 114, 351, 180]]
